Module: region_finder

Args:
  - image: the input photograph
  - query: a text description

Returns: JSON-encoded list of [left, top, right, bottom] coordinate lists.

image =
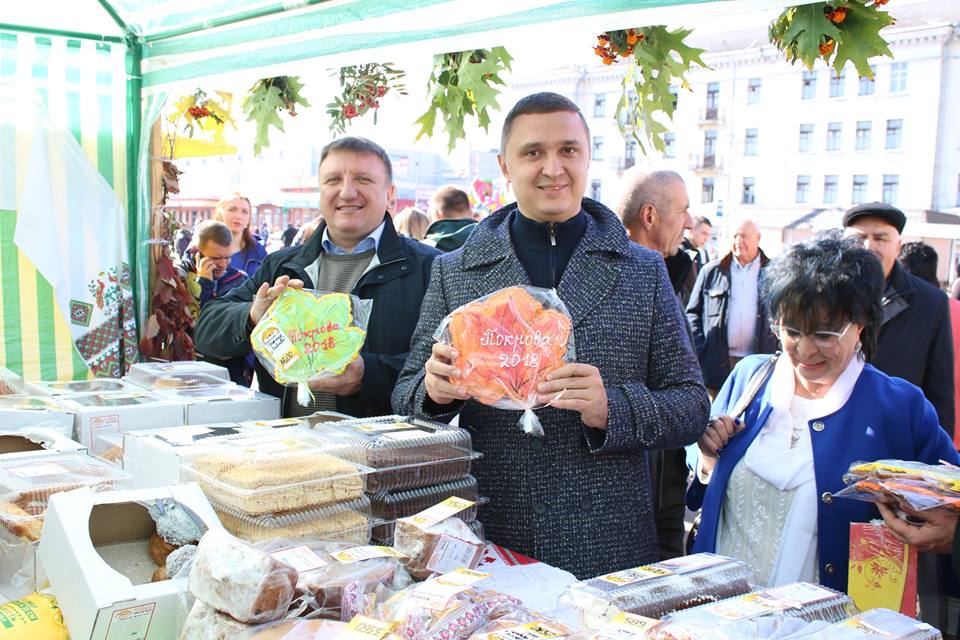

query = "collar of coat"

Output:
[[285, 212, 405, 273], [460, 197, 630, 269], [718, 249, 770, 272]]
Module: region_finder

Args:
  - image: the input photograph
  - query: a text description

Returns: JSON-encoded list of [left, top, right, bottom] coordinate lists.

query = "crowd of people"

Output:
[[181, 91, 960, 599]]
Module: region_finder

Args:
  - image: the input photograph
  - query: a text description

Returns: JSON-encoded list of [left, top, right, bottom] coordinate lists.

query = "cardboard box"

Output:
[[58, 391, 186, 452], [0, 427, 85, 459], [0, 396, 75, 438], [38, 483, 222, 640], [849, 521, 918, 616], [154, 385, 280, 425]]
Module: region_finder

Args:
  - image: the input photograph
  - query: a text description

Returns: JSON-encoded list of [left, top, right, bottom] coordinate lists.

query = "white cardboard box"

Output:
[[154, 385, 280, 425], [0, 427, 85, 458], [38, 483, 222, 640], [58, 391, 186, 452], [0, 396, 75, 438], [29, 378, 145, 397]]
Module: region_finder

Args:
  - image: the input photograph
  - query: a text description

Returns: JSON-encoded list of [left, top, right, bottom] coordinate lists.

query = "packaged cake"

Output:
[[393, 497, 486, 579], [309, 415, 475, 492], [29, 378, 142, 396], [125, 360, 231, 389], [371, 476, 479, 541], [213, 496, 374, 544], [563, 553, 753, 627], [806, 608, 941, 639]]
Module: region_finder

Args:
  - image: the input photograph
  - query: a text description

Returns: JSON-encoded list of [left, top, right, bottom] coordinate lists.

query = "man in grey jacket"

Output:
[[392, 93, 709, 579]]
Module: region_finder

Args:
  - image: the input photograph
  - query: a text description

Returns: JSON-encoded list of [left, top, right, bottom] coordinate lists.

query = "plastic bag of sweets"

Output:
[[434, 286, 574, 436], [0, 592, 69, 639], [251, 289, 371, 407]]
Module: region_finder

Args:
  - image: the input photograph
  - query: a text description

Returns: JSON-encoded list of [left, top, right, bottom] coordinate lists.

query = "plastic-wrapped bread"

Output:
[[180, 601, 251, 640], [382, 582, 525, 640], [214, 497, 372, 543], [563, 553, 753, 627], [804, 608, 942, 639], [650, 582, 853, 640], [180, 601, 349, 640], [394, 514, 485, 579], [470, 611, 577, 640], [188, 529, 299, 624], [371, 476, 479, 541]]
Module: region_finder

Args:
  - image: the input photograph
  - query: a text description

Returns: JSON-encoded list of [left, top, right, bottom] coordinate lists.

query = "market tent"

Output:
[[0, 0, 799, 380]]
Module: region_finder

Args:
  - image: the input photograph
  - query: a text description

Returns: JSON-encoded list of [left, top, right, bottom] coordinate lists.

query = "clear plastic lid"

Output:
[[0, 453, 130, 540], [370, 476, 480, 542], [309, 415, 477, 492], [808, 609, 942, 640], [125, 361, 231, 389], [157, 385, 262, 402], [213, 496, 373, 544], [564, 553, 753, 625], [0, 368, 26, 396], [93, 432, 124, 463], [182, 431, 371, 515], [0, 396, 67, 412], [29, 378, 139, 396], [59, 391, 166, 407]]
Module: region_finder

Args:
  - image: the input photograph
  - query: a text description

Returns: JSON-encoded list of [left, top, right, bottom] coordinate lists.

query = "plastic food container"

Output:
[[181, 430, 371, 515], [370, 476, 479, 541], [92, 432, 124, 464], [564, 553, 753, 626], [213, 496, 374, 544], [808, 608, 942, 639], [309, 415, 476, 492], [0, 397, 75, 439], [29, 378, 142, 396], [0, 453, 130, 542], [0, 368, 27, 396], [125, 361, 231, 389]]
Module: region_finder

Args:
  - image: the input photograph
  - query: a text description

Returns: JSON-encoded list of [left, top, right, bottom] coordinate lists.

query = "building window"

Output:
[[747, 78, 761, 104], [885, 119, 902, 149], [744, 128, 758, 156], [890, 62, 908, 92], [624, 138, 637, 168], [855, 121, 872, 151], [590, 180, 602, 201], [669, 85, 679, 110], [799, 124, 814, 152], [826, 122, 842, 151], [592, 136, 604, 160], [663, 133, 676, 159], [859, 67, 876, 96], [703, 130, 717, 167], [702, 177, 715, 203], [852, 175, 868, 204], [742, 177, 756, 204], [796, 175, 811, 204], [705, 82, 719, 118], [802, 71, 816, 100], [882, 175, 899, 205], [829, 69, 846, 98], [593, 94, 606, 117], [824, 175, 838, 204]]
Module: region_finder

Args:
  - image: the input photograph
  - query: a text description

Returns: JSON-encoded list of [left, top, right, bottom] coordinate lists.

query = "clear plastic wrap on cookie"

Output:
[[433, 286, 575, 437], [251, 289, 372, 407], [393, 516, 486, 580], [836, 459, 960, 512], [380, 582, 526, 640]]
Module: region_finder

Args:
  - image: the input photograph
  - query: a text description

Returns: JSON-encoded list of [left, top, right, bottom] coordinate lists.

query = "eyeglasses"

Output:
[[771, 321, 853, 350]]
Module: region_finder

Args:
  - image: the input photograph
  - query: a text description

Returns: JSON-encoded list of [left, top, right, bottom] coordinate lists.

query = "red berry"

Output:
[[377, 85, 387, 97]]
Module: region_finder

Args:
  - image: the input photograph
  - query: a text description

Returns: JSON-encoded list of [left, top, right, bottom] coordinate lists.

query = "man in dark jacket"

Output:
[[281, 223, 298, 247], [843, 202, 954, 436], [393, 93, 709, 579], [195, 137, 440, 417], [424, 185, 478, 252], [686, 219, 779, 393]]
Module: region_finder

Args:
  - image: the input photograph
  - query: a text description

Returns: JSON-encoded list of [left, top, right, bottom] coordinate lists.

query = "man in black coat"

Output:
[[194, 137, 440, 417], [843, 202, 954, 437]]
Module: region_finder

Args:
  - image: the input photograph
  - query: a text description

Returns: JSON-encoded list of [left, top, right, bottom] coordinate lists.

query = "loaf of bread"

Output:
[[216, 506, 369, 544], [189, 529, 298, 624], [148, 532, 179, 566], [394, 516, 485, 580]]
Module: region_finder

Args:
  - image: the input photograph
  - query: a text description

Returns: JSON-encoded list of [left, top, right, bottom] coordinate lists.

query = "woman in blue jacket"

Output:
[[689, 232, 959, 594], [214, 192, 268, 276]]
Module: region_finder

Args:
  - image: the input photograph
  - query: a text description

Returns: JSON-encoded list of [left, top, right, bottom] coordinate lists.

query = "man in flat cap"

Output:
[[844, 202, 954, 436]]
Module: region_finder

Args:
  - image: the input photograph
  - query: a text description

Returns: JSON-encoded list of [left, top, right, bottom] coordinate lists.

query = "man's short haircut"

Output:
[[196, 219, 233, 249], [900, 241, 940, 287], [500, 92, 590, 152], [615, 169, 684, 228], [431, 185, 472, 217], [693, 216, 712, 228], [319, 136, 393, 183]]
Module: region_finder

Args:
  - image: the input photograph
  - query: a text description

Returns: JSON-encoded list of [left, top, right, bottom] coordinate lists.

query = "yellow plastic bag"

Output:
[[0, 592, 69, 639]]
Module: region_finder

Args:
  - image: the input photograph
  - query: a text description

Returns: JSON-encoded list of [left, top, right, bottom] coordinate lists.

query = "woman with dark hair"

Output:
[[213, 193, 268, 276], [688, 232, 959, 593]]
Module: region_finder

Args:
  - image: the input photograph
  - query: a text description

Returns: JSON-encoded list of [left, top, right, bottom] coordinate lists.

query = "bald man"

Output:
[[686, 219, 779, 394]]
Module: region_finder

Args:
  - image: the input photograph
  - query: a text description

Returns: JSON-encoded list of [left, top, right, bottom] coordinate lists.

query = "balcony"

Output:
[[606, 155, 635, 172], [689, 154, 721, 174], [698, 107, 722, 127]]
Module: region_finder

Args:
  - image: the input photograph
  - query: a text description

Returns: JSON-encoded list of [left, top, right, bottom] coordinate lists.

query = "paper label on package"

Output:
[[488, 622, 569, 640], [105, 602, 155, 640], [656, 553, 728, 573], [331, 545, 409, 564], [335, 615, 397, 640], [406, 568, 490, 611], [259, 324, 300, 371], [595, 613, 660, 640], [837, 618, 896, 638], [9, 462, 69, 478], [382, 430, 430, 442], [355, 422, 420, 433], [271, 545, 328, 573], [403, 496, 476, 530], [765, 582, 836, 608], [157, 425, 213, 445], [703, 593, 782, 621], [426, 534, 481, 574], [246, 439, 306, 455], [248, 418, 301, 428], [597, 564, 673, 586]]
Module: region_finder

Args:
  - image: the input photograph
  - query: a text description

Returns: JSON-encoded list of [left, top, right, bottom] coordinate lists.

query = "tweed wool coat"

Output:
[[392, 198, 710, 579]]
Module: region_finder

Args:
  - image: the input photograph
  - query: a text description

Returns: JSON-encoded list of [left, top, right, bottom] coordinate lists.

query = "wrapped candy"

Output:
[[434, 286, 575, 436], [836, 460, 960, 512], [251, 289, 370, 407]]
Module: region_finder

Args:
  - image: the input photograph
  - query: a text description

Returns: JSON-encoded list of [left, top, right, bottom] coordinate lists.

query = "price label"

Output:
[[402, 497, 475, 530], [331, 546, 409, 564]]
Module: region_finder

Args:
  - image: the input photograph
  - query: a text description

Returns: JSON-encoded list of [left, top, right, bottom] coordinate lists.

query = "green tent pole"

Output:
[[125, 41, 143, 341]]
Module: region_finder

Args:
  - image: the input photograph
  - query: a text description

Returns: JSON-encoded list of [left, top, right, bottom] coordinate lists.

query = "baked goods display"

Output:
[[393, 500, 486, 580], [370, 476, 479, 541], [563, 553, 753, 627], [213, 497, 373, 543], [182, 431, 369, 515], [125, 361, 231, 390], [836, 459, 960, 512], [805, 608, 942, 639], [309, 416, 475, 492]]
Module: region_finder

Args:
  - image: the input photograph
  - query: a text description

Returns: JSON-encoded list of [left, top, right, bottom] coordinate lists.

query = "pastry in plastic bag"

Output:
[[251, 289, 369, 406], [470, 611, 577, 640], [394, 509, 485, 580], [434, 286, 574, 436], [804, 608, 941, 639], [0, 592, 69, 639]]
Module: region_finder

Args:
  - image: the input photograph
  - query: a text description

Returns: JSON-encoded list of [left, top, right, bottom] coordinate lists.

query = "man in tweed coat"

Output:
[[392, 93, 709, 579]]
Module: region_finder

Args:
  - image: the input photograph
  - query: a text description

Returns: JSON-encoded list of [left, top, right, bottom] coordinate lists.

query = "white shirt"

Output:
[[726, 254, 761, 357]]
